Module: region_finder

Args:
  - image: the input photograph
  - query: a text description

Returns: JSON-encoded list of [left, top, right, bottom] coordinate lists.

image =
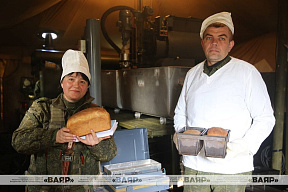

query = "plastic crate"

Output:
[[104, 159, 162, 175], [101, 128, 150, 171], [100, 128, 169, 192], [103, 175, 169, 192]]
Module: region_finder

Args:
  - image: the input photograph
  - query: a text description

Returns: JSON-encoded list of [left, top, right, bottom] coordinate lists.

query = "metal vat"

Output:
[[119, 66, 190, 118]]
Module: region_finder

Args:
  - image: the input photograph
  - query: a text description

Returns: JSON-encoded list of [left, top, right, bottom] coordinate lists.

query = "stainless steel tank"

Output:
[[101, 66, 191, 118]]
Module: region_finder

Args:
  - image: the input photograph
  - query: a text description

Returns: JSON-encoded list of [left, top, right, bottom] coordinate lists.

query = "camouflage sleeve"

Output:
[[87, 136, 117, 162], [11, 99, 58, 155]]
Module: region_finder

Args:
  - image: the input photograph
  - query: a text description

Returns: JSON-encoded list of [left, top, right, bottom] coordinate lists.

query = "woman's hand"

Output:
[[56, 127, 76, 143], [77, 129, 111, 146]]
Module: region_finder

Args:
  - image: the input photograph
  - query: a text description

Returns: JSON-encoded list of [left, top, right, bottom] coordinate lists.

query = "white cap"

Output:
[[60, 49, 91, 82], [200, 12, 234, 39]]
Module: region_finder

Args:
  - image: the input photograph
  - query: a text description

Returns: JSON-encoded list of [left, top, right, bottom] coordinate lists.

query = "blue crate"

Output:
[[99, 128, 169, 192], [101, 128, 150, 171]]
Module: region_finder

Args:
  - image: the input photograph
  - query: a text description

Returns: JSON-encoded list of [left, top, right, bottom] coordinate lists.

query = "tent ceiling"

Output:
[[0, 0, 278, 56]]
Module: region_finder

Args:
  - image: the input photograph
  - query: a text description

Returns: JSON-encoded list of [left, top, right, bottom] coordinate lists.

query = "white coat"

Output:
[[174, 57, 275, 174]]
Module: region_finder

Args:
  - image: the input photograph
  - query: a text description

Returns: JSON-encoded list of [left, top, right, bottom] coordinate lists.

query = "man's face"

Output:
[[201, 25, 234, 66], [61, 72, 89, 102]]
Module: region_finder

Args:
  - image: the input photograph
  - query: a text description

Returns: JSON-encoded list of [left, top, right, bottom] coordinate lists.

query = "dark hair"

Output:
[[62, 72, 90, 85], [58, 72, 90, 93], [207, 22, 234, 41]]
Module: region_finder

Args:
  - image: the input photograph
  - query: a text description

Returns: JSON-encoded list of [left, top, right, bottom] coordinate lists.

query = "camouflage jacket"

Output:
[[11, 93, 117, 175]]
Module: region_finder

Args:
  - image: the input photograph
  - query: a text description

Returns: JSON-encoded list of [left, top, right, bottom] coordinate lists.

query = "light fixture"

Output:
[[41, 32, 57, 39], [38, 30, 58, 50]]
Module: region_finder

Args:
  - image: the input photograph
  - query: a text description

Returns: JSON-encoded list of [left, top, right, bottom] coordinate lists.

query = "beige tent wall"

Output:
[[230, 32, 276, 72]]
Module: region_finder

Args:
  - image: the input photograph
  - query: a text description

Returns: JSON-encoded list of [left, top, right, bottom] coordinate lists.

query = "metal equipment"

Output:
[[100, 128, 170, 192], [102, 66, 190, 120], [101, 6, 204, 69], [100, 6, 205, 120]]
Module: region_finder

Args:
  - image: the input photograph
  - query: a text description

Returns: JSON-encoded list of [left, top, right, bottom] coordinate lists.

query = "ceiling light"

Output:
[[41, 32, 57, 39], [38, 30, 58, 50]]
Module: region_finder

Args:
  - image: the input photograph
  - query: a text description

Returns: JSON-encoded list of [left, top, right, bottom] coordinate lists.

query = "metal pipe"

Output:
[[137, 0, 142, 11], [285, 45, 288, 175], [272, 0, 288, 174], [85, 19, 102, 106]]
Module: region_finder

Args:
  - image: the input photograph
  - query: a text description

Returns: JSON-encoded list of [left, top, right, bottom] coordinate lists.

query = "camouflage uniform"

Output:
[[184, 166, 251, 192], [12, 93, 117, 192]]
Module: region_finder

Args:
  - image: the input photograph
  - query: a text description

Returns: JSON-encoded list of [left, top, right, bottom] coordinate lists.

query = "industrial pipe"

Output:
[[85, 19, 102, 106], [272, 0, 288, 174]]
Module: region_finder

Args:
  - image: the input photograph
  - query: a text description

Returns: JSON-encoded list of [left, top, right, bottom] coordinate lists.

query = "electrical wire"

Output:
[[260, 145, 285, 174]]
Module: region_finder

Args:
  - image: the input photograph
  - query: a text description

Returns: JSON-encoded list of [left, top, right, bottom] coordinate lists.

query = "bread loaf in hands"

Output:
[[67, 107, 111, 136]]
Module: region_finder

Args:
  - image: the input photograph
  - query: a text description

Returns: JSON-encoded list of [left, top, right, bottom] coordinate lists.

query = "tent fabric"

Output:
[[0, 0, 279, 71], [231, 33, 277, 72]]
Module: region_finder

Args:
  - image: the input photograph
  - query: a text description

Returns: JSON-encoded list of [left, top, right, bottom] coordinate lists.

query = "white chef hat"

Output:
[[200, 12, 234, 39], [60, 49, 91, 82]]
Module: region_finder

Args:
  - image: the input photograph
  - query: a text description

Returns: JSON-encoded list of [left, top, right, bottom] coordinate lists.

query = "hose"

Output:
[[100, 6, 136, 54]]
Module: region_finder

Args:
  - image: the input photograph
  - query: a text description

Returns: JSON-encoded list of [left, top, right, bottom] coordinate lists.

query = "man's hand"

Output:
[[77, 129, 111, 146], [173, 133, 179, 150], [225, 138, 250, 160], [56, 127, 76, 143]]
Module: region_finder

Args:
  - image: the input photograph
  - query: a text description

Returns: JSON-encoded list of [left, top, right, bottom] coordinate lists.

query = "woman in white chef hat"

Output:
[[12, 49, 117, 192]]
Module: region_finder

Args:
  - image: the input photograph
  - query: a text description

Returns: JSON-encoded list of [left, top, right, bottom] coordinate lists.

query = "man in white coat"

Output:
[[174, 12, 275, 192]]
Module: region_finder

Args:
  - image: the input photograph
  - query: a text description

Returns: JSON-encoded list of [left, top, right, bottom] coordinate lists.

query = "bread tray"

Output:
[[176, 127, 230, 158], [203, 129, 230, 158], [176, 127, 206, 156]]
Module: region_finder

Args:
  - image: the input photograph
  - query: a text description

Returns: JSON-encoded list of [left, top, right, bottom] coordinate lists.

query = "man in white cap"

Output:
[[12, 49, 117, 192], [174, 12, 275, 191]]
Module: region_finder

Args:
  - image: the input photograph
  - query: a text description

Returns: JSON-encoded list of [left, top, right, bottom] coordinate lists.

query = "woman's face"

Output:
[[61, 72, 89, 102]]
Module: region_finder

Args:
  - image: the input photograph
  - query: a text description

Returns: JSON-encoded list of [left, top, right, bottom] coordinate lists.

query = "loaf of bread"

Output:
[[183, 129, 201, 135], [207, 127, 228, 137], [67, 107, 111, 136]]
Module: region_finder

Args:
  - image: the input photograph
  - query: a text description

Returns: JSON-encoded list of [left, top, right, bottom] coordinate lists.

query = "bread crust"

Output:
[[207, 127, 228, 137], [67, 107, 111, 136], [183, 129, 201, 135]]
